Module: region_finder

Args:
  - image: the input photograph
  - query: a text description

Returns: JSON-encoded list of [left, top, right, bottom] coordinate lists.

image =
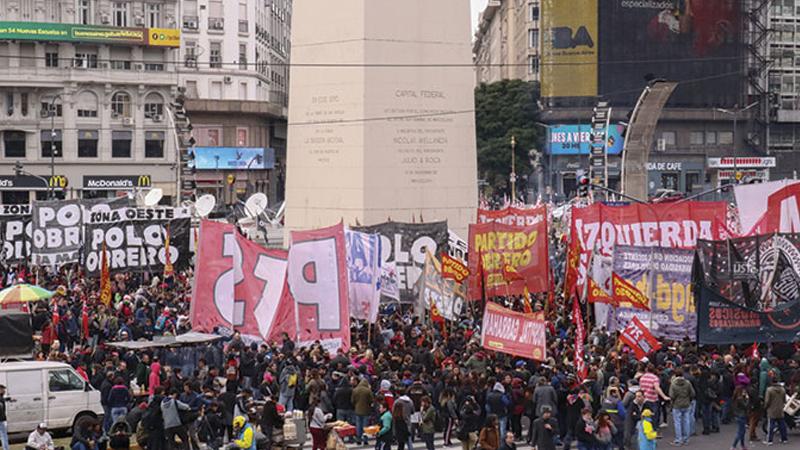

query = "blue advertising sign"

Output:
[[546, 124, 624, 155], [193, 147, 275, 170]]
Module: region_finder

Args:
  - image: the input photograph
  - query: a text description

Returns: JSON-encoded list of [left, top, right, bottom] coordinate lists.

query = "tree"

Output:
[[474, 80, 542, 198]]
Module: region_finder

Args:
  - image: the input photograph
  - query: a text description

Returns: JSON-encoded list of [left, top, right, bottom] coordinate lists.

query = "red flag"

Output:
[[611, 272, 650, 311], [51, 300, 60, 328], [441, 253, 470, 283], [588, 277, 617, 305], [563, 238, 582, 299], [163, 224, 174, 278], [522, 286, 533, 314], [618, 316, 662, 359], [749, 343, 760, 360], [502, 264, 525, 283], [81, 301, 89, 339], [430, 303, 445, 325], [573, 296, 587, 381], [99, 241, 112, 306]]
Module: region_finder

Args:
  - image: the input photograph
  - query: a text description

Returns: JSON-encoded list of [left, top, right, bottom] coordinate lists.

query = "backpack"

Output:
[[288, 373, 298, 387]]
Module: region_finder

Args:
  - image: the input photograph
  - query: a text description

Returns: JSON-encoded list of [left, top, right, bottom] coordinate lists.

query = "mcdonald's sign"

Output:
[[137, 175, 151, 187], [48, 175, 68, 189]]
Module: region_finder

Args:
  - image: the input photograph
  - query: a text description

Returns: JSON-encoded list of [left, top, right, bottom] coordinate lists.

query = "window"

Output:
[[76, 91, 98, 118], [144, 63, 165, 71], [685, 172, 700, 193], [690, 131, 704, 145], [239, 82, 247, 100], [719, 131, 734, 145], [239, 43, 248, 70], [41, 97, 62, 117], [77, 130, 98, 158], [705, 131, 717, 145], [113, 2, 128, 27], [210, 81, 223, 99], [110, 60, 131, 70], [7, 371, 41, 396], [19, 43, 35, 68], [185, 80, 199, 98], [660, 173, 679, 191], [3, 131, 26, 158], [49, 369, 85, 392], [41, 130, 63, 158], [73, 52, 98, 68], [184, 41, 198, 68], [20, 93, 28, 117], [209, 42, 222, 68], [529, 4, 539, 21], [112, 131, 132, 158], [528, 55, 539, 75], [237, 127, 248, 146], [111, 92, 131, 117], [528, 29, 539, 48], [147, 3, 161, 28], [145, 131, 165, 158], [78, 0, 91, 24], [144, 93, 164, 118], [661, 131, 676, 146], [5, 93, 11, 116], [45, 50, 59, 67]]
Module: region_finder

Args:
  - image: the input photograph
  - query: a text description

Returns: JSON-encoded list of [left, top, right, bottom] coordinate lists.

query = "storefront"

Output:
[[646, 155, 707, 196], [707, 156, 775, 185], [0, 175, 68, 203], [81, 175, 152, 199]]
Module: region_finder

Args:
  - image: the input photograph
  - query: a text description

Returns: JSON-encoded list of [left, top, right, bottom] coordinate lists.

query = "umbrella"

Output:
[[0, 284, 54, 305]]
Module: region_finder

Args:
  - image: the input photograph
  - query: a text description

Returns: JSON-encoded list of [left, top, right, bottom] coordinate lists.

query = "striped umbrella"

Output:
[[0, 284, 54, 305]]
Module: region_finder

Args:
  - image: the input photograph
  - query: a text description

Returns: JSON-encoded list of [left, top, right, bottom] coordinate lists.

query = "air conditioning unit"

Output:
[[135, 16, 145, 26], [152, 114, 163, 122], [122, 117, 135, 126], [101, 13, 110, 24], [134, 63, 143, 71], [656, 138, 666, 152], [111, 111, 120, 119], [224, 76, 233, 84], [184, 19, 198, 29]]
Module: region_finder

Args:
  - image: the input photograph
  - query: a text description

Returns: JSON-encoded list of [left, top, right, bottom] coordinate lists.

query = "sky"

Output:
[[471, 0, 488, 31]]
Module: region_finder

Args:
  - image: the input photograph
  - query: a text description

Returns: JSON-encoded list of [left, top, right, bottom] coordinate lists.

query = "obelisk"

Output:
[[285, 0, 478, 237]]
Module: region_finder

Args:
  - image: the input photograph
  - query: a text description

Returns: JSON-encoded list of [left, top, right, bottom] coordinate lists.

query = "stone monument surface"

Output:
[[285, 0, 478, 237]]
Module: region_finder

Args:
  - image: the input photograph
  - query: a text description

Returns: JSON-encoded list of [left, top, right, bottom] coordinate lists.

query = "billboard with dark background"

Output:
[[597, 0, 743, 107]]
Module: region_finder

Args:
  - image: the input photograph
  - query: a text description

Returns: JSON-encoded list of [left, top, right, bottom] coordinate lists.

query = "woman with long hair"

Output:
[[393, 400, 411, 450], [731, 384, 750, 450], [478, 414, 500, 450], [594, 410, 617, 450], [307, 397, 331, 450], [439, 388, 458, 446]]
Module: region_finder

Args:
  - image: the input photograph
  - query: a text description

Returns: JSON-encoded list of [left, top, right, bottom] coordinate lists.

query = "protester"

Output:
[[0, 384, 8, 450], [26, 423, 54, 450], [529, 405, 558, 450], [478, 414, 500, 450], [730, 384, 750, 450], [763, 378, 788, 445], [637, 409, 657, 450], [668, 367, 695, 446]]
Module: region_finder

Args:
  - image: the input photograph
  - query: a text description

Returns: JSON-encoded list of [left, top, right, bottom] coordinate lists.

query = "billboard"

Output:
[[541, 0, 598, 97], [193, 147, 275, 170], [598, 0, 742, 107], [546, 124, 625, 155], [0, 21, 179, 47]]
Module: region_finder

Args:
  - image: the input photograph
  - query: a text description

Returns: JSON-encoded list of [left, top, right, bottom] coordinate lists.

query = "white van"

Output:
[[0, 361, 104, 434]]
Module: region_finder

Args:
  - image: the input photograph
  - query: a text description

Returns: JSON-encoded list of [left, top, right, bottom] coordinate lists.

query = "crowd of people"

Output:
[[1, 239, 799, 450]]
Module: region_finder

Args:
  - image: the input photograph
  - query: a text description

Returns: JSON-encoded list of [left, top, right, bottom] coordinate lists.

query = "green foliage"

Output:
[[474, 80, 542, 195]]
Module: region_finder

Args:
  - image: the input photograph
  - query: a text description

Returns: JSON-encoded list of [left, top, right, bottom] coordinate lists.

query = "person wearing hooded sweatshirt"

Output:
[[668, 367, 695, 446], [486, 382, 510, 439], [352, 378, 374, 445], [160, 389, 190, 450], [394, 388, 416, 450], [149, 360, 162, 397], [637, 409, 657, 450]]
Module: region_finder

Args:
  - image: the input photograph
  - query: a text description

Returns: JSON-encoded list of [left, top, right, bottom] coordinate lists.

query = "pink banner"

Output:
[[477, 205, 547, 226], [288, 222, 351, 352]]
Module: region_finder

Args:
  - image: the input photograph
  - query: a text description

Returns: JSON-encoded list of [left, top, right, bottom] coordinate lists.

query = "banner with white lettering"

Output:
[[31, 198, 131, 266], [0, 204, 31, 264], [480, 301, 546, 361], [353, 221, 449, 304], [83, 207, 191, 276], [476, 205, 547, 227]]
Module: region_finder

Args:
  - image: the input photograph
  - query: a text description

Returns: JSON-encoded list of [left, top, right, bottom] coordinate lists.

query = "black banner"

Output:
[[30, 198, 131, 266], [695, 234, 800, 344], [353, 221, 448, 304], [83, 206, 191, 276], [0, 312, 34, 357], [0, 204, 31, 264]]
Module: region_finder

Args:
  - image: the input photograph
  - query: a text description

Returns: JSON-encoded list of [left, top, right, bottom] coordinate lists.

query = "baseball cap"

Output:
[[38, 423, 47, 429]]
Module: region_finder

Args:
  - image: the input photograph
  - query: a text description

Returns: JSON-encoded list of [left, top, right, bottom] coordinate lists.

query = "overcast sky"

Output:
[[471, 0, 488, 31]]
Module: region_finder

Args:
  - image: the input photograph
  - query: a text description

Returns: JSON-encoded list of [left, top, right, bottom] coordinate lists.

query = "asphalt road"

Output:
[[9, 415, 798, 450]]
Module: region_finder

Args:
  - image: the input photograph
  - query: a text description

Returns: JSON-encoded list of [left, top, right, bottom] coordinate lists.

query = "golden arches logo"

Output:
[[137, 175, 151, 187], [48, 175, 68, 188]]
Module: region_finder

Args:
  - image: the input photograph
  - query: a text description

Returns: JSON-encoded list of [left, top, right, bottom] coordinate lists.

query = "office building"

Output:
[[473, 0, 541, 85]]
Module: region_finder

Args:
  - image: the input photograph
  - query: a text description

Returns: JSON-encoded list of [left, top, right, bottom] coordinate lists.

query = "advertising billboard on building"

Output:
[[193, 147, 275, 170], [546, 124, 625, 155], [598, 0, 742, 107], [541, 0, 598, 98], [0, 21, 179, 47]]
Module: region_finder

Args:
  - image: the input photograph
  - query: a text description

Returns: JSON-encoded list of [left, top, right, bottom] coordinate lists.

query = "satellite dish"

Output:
[[194, 194, 216, 218], [143, 188, 163, 206], [244, 193, 268, 218]]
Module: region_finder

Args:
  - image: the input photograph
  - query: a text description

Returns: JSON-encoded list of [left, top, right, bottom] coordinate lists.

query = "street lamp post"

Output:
[[715, 101, 758, 183], [48, 94, 62, 200], [510, 135, 517, 204]]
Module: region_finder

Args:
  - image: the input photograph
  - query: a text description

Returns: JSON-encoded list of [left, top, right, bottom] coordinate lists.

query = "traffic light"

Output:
[[578, 172, 590, 197]]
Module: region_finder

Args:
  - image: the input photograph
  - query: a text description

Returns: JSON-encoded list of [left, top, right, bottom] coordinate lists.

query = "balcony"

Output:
[[208, 17, 224, 32]]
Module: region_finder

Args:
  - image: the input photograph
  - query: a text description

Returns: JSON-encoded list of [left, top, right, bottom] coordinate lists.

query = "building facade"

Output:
[[178, 0, 290, 207], [0, 0, 181, 204], [473, 0, 540, 85]]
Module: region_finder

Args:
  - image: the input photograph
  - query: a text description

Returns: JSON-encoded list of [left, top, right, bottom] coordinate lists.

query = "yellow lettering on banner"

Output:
[[526, 231, 538, 248], [687, 286, 696, 313], [656, 275, 671, 310], [672, 282, 686, 324]]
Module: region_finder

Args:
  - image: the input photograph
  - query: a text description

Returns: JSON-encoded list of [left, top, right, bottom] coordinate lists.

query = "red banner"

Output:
[[570, 201, 727, 292], [441, 253, 469, 283], [477, 205, 547, 226], [618, 316, 661, 359], [480, 301, 546, 361], [573, 297, 587, 381], [288, 223, 350, 352], [611, 272, 650, 311], [467, 221, 550, 300], [190, 220, 296, 343], [765, 183, 800, 233]]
